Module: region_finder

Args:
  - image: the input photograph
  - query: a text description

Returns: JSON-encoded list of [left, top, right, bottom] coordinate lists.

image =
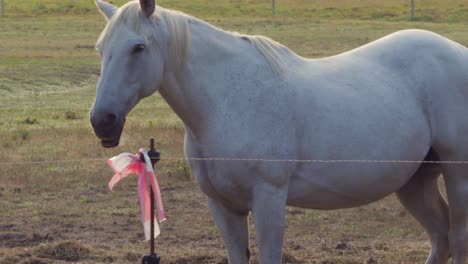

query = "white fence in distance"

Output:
[[0, 1, 418, 20]]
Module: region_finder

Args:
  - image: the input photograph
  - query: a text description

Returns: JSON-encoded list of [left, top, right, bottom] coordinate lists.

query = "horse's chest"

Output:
[[183, 130, 293, 209], [188, 160, 255, 210]]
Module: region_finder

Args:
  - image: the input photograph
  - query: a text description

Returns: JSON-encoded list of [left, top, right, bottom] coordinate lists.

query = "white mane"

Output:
[[96, 1, 284, 73], [240, 34, 285, 74]]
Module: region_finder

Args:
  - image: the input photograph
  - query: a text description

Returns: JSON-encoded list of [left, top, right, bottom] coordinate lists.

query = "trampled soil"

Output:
[[0, 181, 431, 263]]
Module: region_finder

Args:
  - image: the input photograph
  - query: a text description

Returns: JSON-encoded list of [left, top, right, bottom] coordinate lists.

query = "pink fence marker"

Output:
[[107, 149, 165, 240]]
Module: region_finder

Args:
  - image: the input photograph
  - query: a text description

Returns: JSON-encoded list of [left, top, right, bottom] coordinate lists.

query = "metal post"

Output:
[[141, 138, 161, 264], [1, 0, 5, 17], [410, 0, 415, 20], [150, 188, 155, 256], [272, 0, 275, 17]]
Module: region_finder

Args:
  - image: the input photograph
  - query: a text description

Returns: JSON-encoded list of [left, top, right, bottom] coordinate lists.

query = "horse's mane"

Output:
[[239, 34, 284, 74], [96, 1, 283, 74]]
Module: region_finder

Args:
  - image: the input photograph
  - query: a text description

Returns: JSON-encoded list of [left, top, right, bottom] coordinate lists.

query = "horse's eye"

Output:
[[133, 44, 145, 53]]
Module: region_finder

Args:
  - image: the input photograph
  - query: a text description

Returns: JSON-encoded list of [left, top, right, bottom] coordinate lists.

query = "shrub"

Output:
[[19, 129, 30, 140], [64, 111, 79, 120], [23, 117, 38, 125]]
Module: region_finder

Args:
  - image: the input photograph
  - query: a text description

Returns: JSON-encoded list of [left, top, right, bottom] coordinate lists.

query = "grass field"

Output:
[[2, 0, 468, 263]]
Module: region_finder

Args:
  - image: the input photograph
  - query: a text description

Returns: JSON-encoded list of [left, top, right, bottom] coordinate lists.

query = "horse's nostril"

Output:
[[106, 113, 117, 124]]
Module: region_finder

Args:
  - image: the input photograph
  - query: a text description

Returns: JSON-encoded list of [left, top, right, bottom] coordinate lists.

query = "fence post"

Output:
[[410, 0, 415, 20], [141, 138, 161, 264], [272, 0, 275, 17], [1, 0, 4, 17]]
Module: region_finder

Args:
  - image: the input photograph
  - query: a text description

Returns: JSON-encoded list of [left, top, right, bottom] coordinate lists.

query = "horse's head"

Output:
[[90, 0, 165, 148]]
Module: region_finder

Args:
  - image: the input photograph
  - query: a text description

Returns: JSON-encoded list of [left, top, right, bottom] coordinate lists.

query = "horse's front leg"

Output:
[[252, 183, 288, 264], [208, 197, 250, 264]]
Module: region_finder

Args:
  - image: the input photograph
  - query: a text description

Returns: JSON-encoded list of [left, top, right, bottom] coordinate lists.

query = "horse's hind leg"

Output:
[[441, 161, 468, 264], [396, 158, 450, 264]]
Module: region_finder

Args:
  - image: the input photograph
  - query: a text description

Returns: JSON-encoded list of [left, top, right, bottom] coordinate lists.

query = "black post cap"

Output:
[[141, 137, 161, 167]]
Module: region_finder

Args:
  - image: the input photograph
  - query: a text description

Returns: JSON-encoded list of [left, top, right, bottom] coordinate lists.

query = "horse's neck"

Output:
[[159, 17, 279, 135]]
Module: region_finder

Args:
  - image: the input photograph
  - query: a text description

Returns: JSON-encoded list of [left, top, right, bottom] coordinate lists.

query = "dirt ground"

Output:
[[0, 177, 433, 264]]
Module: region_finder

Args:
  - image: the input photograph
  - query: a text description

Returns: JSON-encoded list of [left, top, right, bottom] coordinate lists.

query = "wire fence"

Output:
[[2, 156, 468, 166]]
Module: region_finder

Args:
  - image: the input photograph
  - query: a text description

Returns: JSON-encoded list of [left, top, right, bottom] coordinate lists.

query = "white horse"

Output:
[[90, 1, 468, 263]]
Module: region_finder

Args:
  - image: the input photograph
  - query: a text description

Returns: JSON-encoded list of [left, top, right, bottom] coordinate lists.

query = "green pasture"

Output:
[[2, 0, 468, 223], [4, 0, 468, 22], [2, 1, 468, 159], [2, 0, 468, 226], [1, 1, 468, 263]]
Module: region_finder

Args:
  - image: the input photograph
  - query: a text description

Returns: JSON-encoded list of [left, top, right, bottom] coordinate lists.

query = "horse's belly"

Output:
[[286, 162, 421, 209]]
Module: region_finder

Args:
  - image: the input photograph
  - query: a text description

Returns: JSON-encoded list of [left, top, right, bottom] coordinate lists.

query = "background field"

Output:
[[2, 0, 468, 263]]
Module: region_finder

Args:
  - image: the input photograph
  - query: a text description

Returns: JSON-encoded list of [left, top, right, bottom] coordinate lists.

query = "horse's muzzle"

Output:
[[90, 111, 125, 148]]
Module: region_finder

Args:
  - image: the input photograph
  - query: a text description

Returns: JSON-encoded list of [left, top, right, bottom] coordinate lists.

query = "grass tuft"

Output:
[[18, 129, 31, 141], [35, 241, 91, 262]]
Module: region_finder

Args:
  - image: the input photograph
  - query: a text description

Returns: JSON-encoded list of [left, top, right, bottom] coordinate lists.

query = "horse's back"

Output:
[[335, 29, 466, 64], [360, 30, 468, 151], [293, 29, 468, 127]]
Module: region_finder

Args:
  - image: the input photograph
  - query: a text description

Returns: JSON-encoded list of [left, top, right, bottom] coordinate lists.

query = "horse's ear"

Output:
[[95, 0, 118, 21], [140, 0, 156, 17]]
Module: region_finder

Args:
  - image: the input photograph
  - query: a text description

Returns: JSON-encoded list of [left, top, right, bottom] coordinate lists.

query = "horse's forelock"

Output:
[[96, 1, 142, 51], [95, 1, 190, 74]]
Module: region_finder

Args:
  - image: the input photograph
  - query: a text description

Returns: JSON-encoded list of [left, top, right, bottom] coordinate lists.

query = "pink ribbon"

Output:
[[107, 149, 166, 240]]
